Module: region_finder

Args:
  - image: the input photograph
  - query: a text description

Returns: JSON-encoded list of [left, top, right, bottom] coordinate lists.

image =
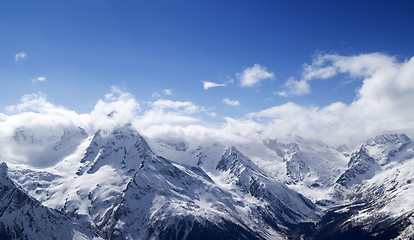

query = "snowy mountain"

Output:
[[10, 126, 88, 168], [215, 147, 318, 226], [336, 134, 411, 187], [263, 137, 348, 203], [3, 125, 318, 239], [298, 134, 414, 239], [0, 162, 97, 240], [2, 126, 414, 239]]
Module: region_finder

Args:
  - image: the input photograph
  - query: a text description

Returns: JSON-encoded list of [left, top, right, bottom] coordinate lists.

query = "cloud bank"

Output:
[[262, 53, 414, 143], [1, 53, 414, 167]]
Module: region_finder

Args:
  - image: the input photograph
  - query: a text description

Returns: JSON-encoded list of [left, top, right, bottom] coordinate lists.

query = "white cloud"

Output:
[[151, 99, 201, 113], [276, 77, 310, 97], [1, 53, 414, 168], [302, 53, 395, 80], [250, 53, 414, 146], [207, 112, 217, 117], [1, 95, 85, 167], [223, 98, 240, 106], [86, 86, 140, 133], [133, 99, 205, 131], [32, 76, 46, 83], [0, 113, 7, 121], [134, 110, 199, 128], [6, 93, 59, 114], [15, 52, 27, 62], [163, 89, 173, 95], [0, 87, 141, 167], [237, 64, 274, 87], [274, 91, 287, 97], [202, 81, 226, 90], [279, 53, 397, 97]]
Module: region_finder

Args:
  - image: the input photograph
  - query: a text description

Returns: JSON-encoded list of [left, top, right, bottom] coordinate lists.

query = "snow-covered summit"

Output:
[[216, 146, 319, 227], [366, 133, 411, 146], [363, 133, 412, 166], [310, 134, 414, 239], [336, 133, 414, 190], [216, 146, 259, 173], [2, 127, 414, 239]]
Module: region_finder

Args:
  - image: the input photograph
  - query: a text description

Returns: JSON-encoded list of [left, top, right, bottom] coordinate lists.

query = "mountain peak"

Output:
[[216, 146, 256, 172], [0, 162, 8, 177], [77, 124, 153, 176], [366, 133, 410, 146], [335, 133, 412, 188]]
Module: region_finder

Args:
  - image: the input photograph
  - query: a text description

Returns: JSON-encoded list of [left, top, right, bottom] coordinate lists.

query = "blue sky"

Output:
[[1, 1, 414, 145]]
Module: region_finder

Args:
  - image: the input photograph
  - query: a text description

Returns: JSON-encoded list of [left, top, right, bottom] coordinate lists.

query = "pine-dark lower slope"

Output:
[[289, 203, 414, 240]]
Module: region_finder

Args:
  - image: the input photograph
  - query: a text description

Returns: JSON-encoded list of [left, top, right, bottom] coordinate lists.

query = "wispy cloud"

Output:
[[276, 77, 310, 97], [202, 81, 226, 90], [32, 76, 46, 83], [278, 52, 395, 97], [135, 99, 204, 129], [223, 98, 240, 106], [302, 53, 392, 81], [163, 89, 173, 95], [237, 64, 274, 87], [15, 52, 27, 62], [151, 99, 201, 113]]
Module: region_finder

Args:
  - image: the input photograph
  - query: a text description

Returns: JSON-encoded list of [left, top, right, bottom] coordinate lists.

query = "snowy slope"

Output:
[[346, 134, 414, 222], [146, 138, 226, 172], [299, 134, 414, 239], [6, 125, 320, 239], [0, 162, 98, 240], [101, 151, 272, 239], [265, 137, 348, 186], [334, 134, 413, 197], [214, 147, 319, 230], [3, 128, 414, 239], [8, 125, 155, 230], [262, 137, 348, 203]]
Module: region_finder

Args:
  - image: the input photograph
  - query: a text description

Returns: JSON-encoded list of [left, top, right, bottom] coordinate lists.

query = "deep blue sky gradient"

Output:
[[1, 0, 414, 118]]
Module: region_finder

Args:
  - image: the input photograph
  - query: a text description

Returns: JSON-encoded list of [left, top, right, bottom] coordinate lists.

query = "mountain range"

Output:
[[1, 124, 413, 239]]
